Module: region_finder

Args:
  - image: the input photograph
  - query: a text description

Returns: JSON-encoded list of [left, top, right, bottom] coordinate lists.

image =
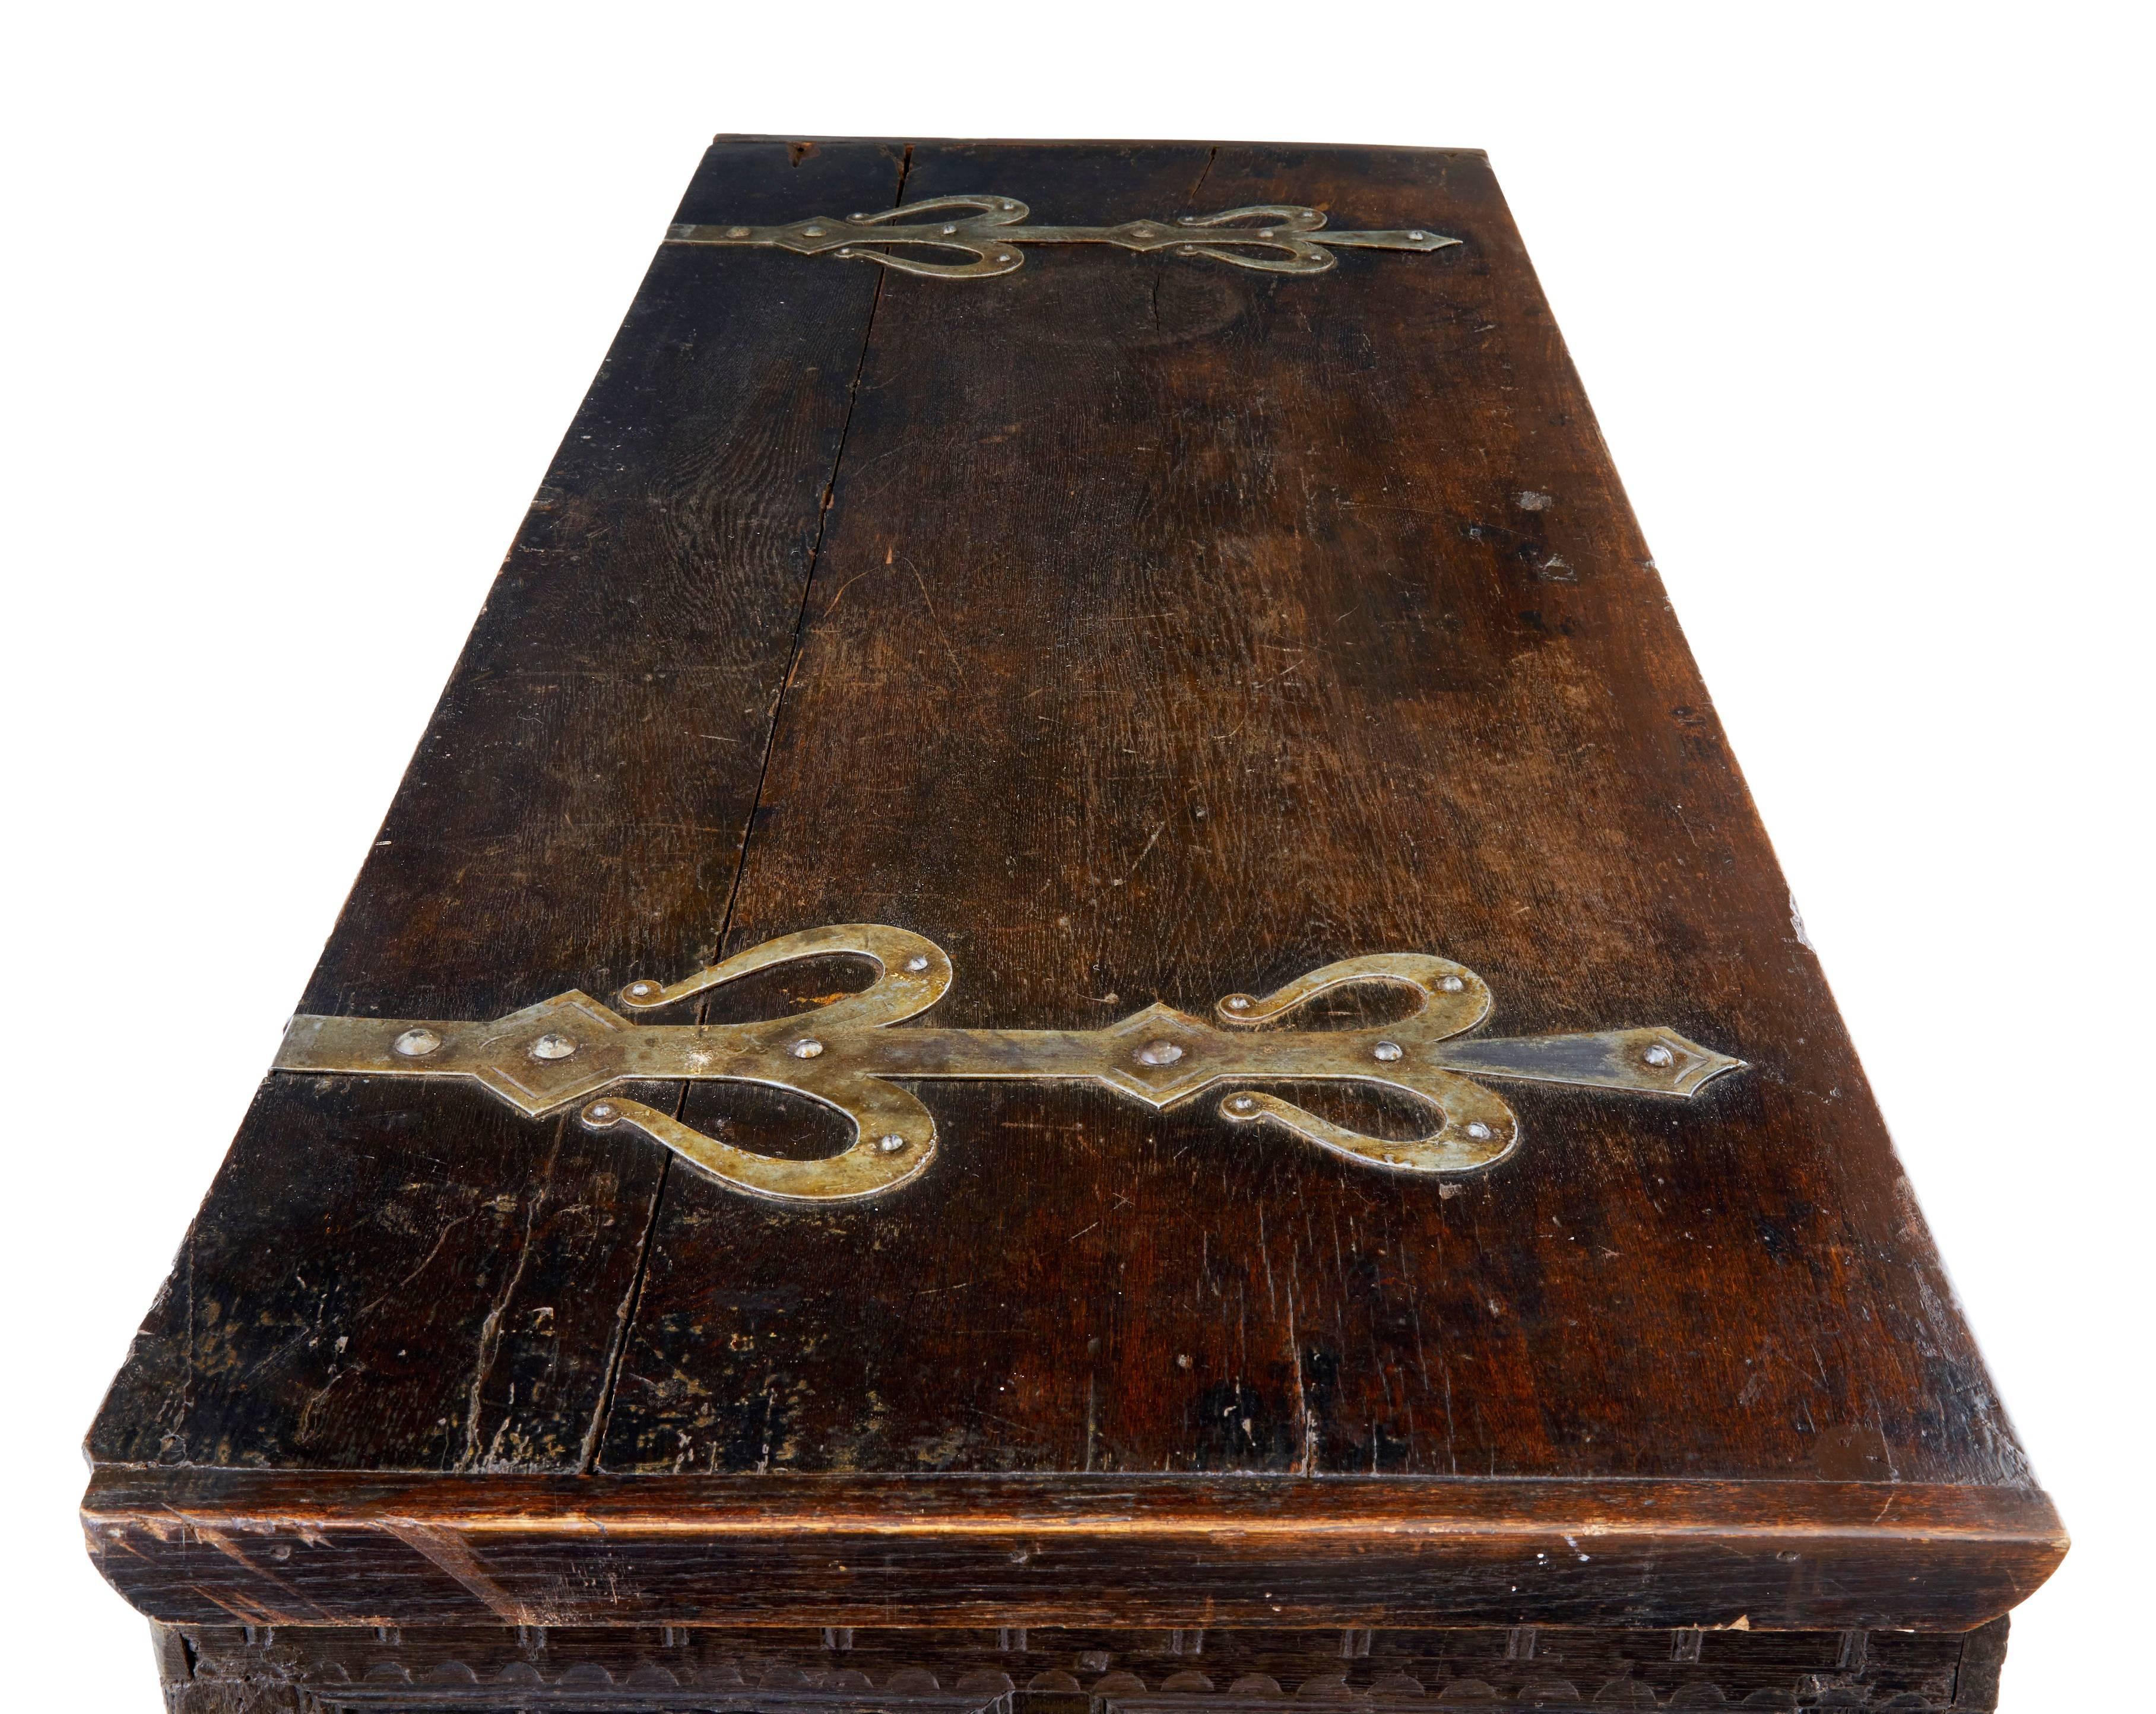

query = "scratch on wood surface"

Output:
[[296, 1366, 353, 1441], [177, 1578, 291, 1627], [460, 1156, 550, 1471], [382, 1520, 535, 1625], [1120, 823, 1165, 885], [178, 1519, 329, 1623], [1187, 144, 1220, 204], [906, 561, 967, 677], [1286, 1274, 1315, 1477], [821, 567, 874, 617], [360, 1214, 471, 1318]]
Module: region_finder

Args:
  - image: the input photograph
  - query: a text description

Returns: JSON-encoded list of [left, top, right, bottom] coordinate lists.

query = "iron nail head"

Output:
[[393, 1027, 442, 1058], [876, 1133, 907, 1154], [531, 1032, 576, 1061], [1438, 975, 1466, 992], [791, 1037, 825, 1059], [1135, 1039, 1185, 1067], [1644, 1043, 1675, 1067], [905, 955, 931, 972], [1373, 1040, 1403, 1062]]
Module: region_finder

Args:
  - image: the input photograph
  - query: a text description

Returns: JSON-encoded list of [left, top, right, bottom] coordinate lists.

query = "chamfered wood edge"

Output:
[[82, 1467, 2065, 1634], [706, 133, 1493, 160]]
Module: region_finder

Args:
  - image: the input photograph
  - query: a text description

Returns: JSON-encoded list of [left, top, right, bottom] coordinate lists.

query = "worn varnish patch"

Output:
[[595, 142, 2025, 1492], [90, 138, 908, 1472]]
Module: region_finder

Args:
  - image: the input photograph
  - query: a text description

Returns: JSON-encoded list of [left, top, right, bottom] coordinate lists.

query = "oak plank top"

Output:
[[84, 137, 2062, 1632]]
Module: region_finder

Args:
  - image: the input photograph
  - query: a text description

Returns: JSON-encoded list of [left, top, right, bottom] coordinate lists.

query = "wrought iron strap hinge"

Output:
[[273, 926, 1744, 1206], [666, 195, 1461, 280]]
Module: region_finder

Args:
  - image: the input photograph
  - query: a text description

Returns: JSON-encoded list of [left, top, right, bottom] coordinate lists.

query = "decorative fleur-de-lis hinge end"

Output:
[[272, 925, 1745, 1206], [667, 195, 1461, 280]]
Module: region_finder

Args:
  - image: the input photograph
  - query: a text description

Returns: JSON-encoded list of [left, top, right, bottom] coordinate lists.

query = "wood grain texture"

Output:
[[85, 138, 2059, 1654], [599, 141, 2029, 1496], [88, 137, 904, 1472], [83, 1469, 2062, 1632]]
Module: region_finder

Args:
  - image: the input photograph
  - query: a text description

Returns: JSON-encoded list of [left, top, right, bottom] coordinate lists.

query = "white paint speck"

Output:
[[1790, 891, 1816, 950]]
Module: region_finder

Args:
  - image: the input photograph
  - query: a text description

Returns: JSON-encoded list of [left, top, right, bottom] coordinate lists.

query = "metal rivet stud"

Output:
[[586, 1102, 619, 1125], [1177, 245, 1197, 255], [790, 1038, 825, 1059], [1259, 228, 1275, 237], [725, 226, 750, 238], [803, 225, 826, 237], [876, 1134, 907, 1154], [836, 248, 854, 258], [905, 955, 931, 972], [1228, 1095, 1258, 1113], [531, 1033, 576, 1061], [941, 223, 958, 234], [626, 982, 657, 999], [1373, 1040, 1403, 1062], [1438, 976, 1466, 992], [1409, 230, 1426, 240], [393, 1027, 442, 1058], [1644, 1043, 1675, 1067], [1465, 1121, 1494, 1140], [1225, 995, 1252, 1011], [1135, 1040, 1185, 1066]]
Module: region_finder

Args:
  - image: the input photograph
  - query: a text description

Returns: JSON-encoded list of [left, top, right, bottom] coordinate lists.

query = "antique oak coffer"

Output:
[[84, 139, 2064, 1712]]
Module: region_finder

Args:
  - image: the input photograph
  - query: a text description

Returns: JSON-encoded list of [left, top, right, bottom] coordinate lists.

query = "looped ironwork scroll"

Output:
[[666, 195, 1462, 281], [595, 925, 953, 1202], [272, 926, 1744, 1206], [1207, 951, 1518, 1173]]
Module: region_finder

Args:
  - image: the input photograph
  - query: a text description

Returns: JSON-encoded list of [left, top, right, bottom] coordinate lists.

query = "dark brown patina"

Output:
[[84, 137, 2060, 1714]]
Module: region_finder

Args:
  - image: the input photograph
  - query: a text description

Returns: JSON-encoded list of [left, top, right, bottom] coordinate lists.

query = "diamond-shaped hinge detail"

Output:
[[1097, 1003, 1220, 1107], [467, 993, 635, 1116]]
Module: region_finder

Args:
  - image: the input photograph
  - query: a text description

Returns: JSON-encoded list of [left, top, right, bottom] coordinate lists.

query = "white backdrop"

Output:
[[5, 4, 2148, 1709]]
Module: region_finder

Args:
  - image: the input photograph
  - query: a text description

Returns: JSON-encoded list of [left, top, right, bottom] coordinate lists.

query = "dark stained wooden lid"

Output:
[[84, 138, 2062, 1632]]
